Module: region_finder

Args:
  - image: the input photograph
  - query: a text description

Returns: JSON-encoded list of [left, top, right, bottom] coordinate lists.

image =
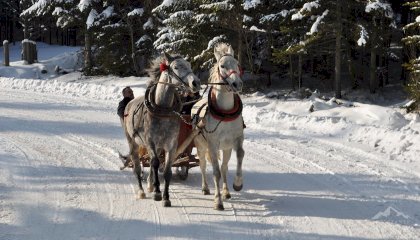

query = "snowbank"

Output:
[[1, 42, 418, 167]]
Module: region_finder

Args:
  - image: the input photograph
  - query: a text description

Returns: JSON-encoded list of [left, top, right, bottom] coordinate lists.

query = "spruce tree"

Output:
[[272, 0, 395, 96], [402, 0, 420, 110], [363, 0, 394, 93]]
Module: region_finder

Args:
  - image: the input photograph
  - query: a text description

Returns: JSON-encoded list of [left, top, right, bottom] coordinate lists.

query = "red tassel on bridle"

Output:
[[160, 63, 169, 72], [239, 66, 244, 77]]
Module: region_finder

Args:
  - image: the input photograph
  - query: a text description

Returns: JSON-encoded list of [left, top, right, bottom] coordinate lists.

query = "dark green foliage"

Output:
[[402, 0, 420, 110]]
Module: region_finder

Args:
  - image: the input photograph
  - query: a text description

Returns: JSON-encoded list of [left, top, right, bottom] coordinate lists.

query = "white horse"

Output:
[[192, 43, 245, 210], [124, 53, 200, 207]]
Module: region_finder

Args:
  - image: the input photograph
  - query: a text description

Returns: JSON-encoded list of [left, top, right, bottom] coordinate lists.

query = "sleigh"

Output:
[[119, 115, 202, 180]]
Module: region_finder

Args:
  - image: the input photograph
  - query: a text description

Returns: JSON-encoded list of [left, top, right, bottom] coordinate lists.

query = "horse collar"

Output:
[[144, 84, 182, 118], [208, 87, 242, 122]]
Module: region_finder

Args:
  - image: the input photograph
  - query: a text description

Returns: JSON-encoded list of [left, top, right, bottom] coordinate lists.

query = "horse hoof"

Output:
[[153, 192, 162, 201], [163, 200, 171, 207], [138, 192, 146, 199], [223, 193, 231, 200], [214, 203, 224, 211], [202, 189, 210, 195], [233, 184, 243, 192]]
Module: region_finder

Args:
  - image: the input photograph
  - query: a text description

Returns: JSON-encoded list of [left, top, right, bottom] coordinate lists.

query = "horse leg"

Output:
[[221, 149, 232, 199], [197, 147, 210, 195], [149, 147, 162, 201], [233, 138, 245, 191], [209, 146, 223, 210], [162, 149, 176, 207], [194, 135, 210, 195], [130, 142, 145, 199], [147, 165, 153, 193]]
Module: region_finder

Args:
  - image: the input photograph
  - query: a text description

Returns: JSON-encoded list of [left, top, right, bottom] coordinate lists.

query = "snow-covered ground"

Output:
[[1, 43, 419, 240]]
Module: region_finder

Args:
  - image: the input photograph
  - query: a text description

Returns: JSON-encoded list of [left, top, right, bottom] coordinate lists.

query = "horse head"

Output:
[[163, 52, 201, 93], [213, 43, 243, 93]]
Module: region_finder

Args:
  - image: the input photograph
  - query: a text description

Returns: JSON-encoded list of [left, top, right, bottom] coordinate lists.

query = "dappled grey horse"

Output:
[[124, 53, 200, 207], [192, 43, 245, 210]]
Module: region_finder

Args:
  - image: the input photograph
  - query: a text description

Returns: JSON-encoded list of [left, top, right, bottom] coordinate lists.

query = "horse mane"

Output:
[[146, 53, 183, 85], [209, 63, 219, 84], [209, 43, 234, 84]]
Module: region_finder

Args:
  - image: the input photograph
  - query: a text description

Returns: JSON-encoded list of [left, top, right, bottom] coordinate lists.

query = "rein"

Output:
[[159, 57, 193, 91]]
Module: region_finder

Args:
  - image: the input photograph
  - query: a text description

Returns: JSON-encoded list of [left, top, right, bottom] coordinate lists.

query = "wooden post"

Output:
[[33, 42, 38, 62], [28, 42, 33, 64], [22, 40, 29, 64], [3, 40, 10, 66]]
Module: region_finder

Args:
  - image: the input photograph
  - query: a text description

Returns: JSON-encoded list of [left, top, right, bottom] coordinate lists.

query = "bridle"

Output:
[[158, 57, 195, 92], [209, 54, 243, 92]]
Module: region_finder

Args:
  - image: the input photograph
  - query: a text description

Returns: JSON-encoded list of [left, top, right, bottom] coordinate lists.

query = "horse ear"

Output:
[[227, 45, 234, 56], [214, 46, 223, 61]]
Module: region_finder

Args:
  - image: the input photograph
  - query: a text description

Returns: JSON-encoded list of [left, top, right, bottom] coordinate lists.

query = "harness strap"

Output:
[[144, 84, 182, 118]]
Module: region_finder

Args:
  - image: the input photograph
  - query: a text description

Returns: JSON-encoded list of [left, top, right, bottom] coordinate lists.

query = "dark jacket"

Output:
[[117, 97, 133, 119]]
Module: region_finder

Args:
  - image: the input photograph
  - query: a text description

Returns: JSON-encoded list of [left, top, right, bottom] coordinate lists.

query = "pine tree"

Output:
[[152, 0, 205, 65], [273, 0, 339, 92], [239, 1, 295, 87], [272, 0, 395, 96], [153, 0, 251, 70], [363, 0, 395, 93], [86, 0, 159, 76], [0, 0, 20, 43], [402, 0, 420, 110], [20, 0, 159, 76]]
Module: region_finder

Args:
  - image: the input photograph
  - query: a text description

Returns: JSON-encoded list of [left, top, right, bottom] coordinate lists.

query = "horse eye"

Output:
[[220, 65, 225, 68]]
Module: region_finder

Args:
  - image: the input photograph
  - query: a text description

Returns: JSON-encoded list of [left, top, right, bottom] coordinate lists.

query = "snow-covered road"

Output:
[[1, 83, 419, 240]]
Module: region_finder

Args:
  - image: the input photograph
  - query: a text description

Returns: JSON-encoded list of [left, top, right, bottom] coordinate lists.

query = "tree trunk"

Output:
[[347, 44, 356, 89], [298, 53, 303, 89], [378, 52, 383, 88], [23, 21, 30, 39], [128, 21, 141, 76], [335, 1, 342, 99], [370, 18, 377, 93], [84, 29, 93, 72], [370, 48, 377, 93], [289, 55, 295, 90], [49, 26, 52, 45], [237, 29, 244, 66]]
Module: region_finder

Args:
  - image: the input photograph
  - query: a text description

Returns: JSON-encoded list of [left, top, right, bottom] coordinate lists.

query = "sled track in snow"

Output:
[[1, 86, 419, 239], [244, 130, 420, 238]]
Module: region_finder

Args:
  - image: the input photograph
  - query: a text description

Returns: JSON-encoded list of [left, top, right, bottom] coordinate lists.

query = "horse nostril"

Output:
[[232, 82, 238, 89], [192, 81, 198, 88]]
